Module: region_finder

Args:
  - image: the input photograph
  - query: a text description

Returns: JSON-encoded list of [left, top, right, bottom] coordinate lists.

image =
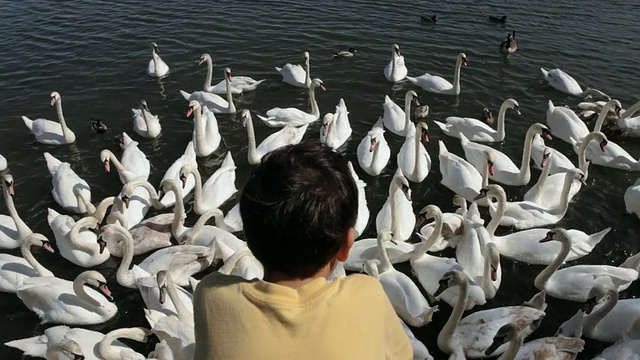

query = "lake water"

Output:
[[1, 0, 639, 358]]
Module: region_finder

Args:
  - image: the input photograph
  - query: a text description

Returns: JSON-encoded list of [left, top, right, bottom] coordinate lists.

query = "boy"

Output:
[[193, 141, 412, 359]]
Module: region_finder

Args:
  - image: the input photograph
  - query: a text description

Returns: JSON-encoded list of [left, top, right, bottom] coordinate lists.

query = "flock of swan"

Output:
[[1, 36, 640, 360]]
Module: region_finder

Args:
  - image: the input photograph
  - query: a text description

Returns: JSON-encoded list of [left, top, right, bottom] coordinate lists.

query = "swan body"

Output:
[[616, 100, 640, 137], [375, 171, 415, 242], [384, 44, 408, 82], [407, 53, 467, 95], [540, 68, 609, 99], [132, 100, 162, 139], [347, 161, 369, 238], [222, 203, 243, 232], [357, 119, 391, 176], [397, 121, 431, 183], [523, 150, 582, 208], [48, 211, 110, 267], [243, 109, 308, 165], [257, 78, 325, 127], [0, 233, 54, 293], [179, 67, 236, 114], [147, 42, 169, 78], [44, 152, 91, 214], [21, 91, 76, 145], [319, 98, 352, 150], [438, 140, 484, 202], [186, 100, 220, 157], [181, 152, 237, 216], [0, 174, 33, 249], [530, 133, 588, 175], [381, 91, 419, 136], [400, 320, 434, 360], [159, 141, 197, 207], [455, 202, 489, 283], [625, 178, 640, 219], [200, 53, 264, 94], [216, 243, 264, 281], [136, 270, 194, 319], [275, 51, 311, 88], [573, 131, 640, 171], [434, 98, 520, 142]]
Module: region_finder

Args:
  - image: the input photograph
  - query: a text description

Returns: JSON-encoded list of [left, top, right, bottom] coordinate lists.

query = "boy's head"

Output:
[[240, 141, 358, 279]]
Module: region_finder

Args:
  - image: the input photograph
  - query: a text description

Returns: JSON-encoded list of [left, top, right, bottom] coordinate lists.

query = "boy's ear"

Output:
[[335, 227, 356, 262]]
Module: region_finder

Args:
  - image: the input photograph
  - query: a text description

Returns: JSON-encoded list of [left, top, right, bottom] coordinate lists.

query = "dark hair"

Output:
[[239, 141, 358, 278]]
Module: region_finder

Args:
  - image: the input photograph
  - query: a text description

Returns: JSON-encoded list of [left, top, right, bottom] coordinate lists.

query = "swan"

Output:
[[416, 196, 467, 252], [21, 91, 76, 145], [200, 53, 264, 94], [435, 269, 546, 358], [319, 98, 352, 150], [159, 141, 197, 207], [540, 68, 610, 99], [479, 242, 502, 300], [357, 118, 391, 176], [100, 132, 151, 184], [243, 109, 308, 165], [347, 161, 369, 238], [434, 98, 520, 142], [407, 53, 467, 95], [363, 230, 438, 327], [455, 202, 491, 283], [0, 174, 33, 249], [523, 149, 582, 208], [43, 152, 91, 214], [221, 203, 243, 233], [48, 212, 110, 267], [572, 130, 640, 170], [381, 90, 419, 136], [438, 140, 485, 202], [482, 184, 611, 265], [485, 322, 584, 360], [592, 318, 640, 360], [99, 327, 154, 360], [275, 51, 311, 88], [375, 170, 415, 241], [186, 100, 220, 157], [17, 270, 117, 325], [107, 182, 154, 231], [74, 190, 115, 224], [147, 42, 169, 78], [132, 100, 162, 139], [616, 99, 640, 137], [398, 121, 430, 183], [410, 205, 487, 310], [0, 233, 54, 293], [460, 123, 551, 186], [625, 178, 640, 219], [183, 207, 239, 236], [384, 44, 408, 82], [217, 243, 264, 281], [257, 78, 325, 127], [534, 228, 640, 302], [180, 152, 237, 215], [499, 31, 518, 54], [179, 67, 236, 114], [106, 211, 172, 257], [0, 154, 6, 171], [546, 100, 591, 144], [530, 132, 589, 176]]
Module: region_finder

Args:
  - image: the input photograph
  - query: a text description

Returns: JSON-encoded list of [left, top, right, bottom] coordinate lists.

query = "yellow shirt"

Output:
[[193, 272, 412, 360]]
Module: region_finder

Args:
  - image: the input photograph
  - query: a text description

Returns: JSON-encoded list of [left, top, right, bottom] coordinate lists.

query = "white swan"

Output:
[[99, 327, 154, 360], [0, 174, 32, 249], [17, 270, 117, 325], [275, 51, 311, 88], [530, 133, 575, 173], [435, 269, 546, 358], [540, 68, 609, 99], [243, 109, 308, 165], [591, 317, 640, 360], [534, 228, 640, 302], [147, 42, 169, 78], [106, 211, 172, 257], [132, 100, 162, 139], [376, 170, 415, 241], [107, 182, 154, 231], [625, 177, 640, 219], [257, 78, 324, 127], [201, 53, 264, 94], [186, 100, 220, 157], [44, 152, 91, 214], [100, 132, 150, 184], [546, 99, 619, 146], [363, 230, 438, 327], [319, 98, 352, 150], [416, 196, 467, 252], [75, 189, 115, 224], [180, 67, 236, 114], [455, 202, 489, 283], [523, 149, 582, 208], [398, 121, 430, 183], [180, 152, 237, 215], [217, 243, 264, 281], [21, 91, 76, 145], [222, 203, 243, 233], [347, 161, 369, 238], [572, 130, 640, 171], [381, 91, 419, 136], [438, 140, 484, 202], [159, 141, 197, 207], [407, 53, 467, 95], [616, 99, 640, 137], [357, 118, 390, 176], [485, 322, 584, 360], [434, 98, 520, 142], [0, 233, 54, 293], [384, 44, 408, 82], [0, 154, 6, 171], [48, 212, 110, 268]]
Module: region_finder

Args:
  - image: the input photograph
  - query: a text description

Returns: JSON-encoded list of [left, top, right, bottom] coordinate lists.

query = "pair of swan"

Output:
[[0, 174, 32, 249], [180, 68, 236, 114], [0, 233, 54, 293], [100, 132, 151, 184], [375, 171, 415, 241], [381, 90, 419, 136], [356, 119, 390, 176], [276, 51, 311, 88], [132, 100, 162, 139], [201, 53, 264, 94], [180, 152, 237, 215], [147, 42, 170, 78], [243, 109, 308, 165], [319, 98, 352, 150], [547, 99, 620, 144], [257, 78, 325, 127], [541, 68, 609, 99], [397, 121, 430, 182], [486, 322, 584, 360], [44, 152, 92, 214], [48, 210, 110, 267], [434, 98, 520, 142], [384, 44, 408, 82], [407, 53, 467, 95], [22, 91, 76, 145], [187, 100, 220, 157], [573, 131, 640, 171]]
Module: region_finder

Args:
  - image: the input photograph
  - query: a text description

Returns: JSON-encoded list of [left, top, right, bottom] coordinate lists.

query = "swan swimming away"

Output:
[[22, 91, 76, 145], [407, 53, 467, 95], [276, 51, 311, 88], [180, 67, 236, 114], [257, 78, 325, 127], [541, 68, 609, 99], [381, 91, 420, 136], [200, 53, 265, 94], [147, 42, 169, 78]]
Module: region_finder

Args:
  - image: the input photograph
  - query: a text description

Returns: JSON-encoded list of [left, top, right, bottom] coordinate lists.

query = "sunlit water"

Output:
[[1, 0, 639, 358]]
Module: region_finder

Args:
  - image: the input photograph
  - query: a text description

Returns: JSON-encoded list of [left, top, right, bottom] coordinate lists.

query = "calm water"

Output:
[[1, 0, 639, 358]]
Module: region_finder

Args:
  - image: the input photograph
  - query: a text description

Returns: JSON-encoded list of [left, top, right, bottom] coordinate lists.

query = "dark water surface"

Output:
[[1, 0, 639, 358]]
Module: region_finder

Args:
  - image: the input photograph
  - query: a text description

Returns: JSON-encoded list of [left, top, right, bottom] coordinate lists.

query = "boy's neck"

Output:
[[264, 262, 334, 289]]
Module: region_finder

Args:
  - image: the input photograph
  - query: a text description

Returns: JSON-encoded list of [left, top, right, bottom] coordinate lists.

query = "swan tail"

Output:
[[458, 132, 470, 145], [587, 227, 611, 246], [523, 289, 547, 311], [620, 251, 640, 274], [406, 76, 418, 85], [256, 114, 273, 123], [21, 116, 34, 130], [438, 140, 449, 156], [540, 67, 549, 79], [4, 335, 48, 357], [274, 67, 282, 73], [433, 120, 448, 131], [46, 208, 62, 224], [179, 90, 191, 101], [43, 152, 61, 173]]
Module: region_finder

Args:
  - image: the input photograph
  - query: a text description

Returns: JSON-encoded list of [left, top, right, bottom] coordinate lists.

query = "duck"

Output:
[[244, 109, 308, 165], [547, 99, 620, 144], [91, 119, 108, 134], [363, 230, 438, 327], [489, 15, 508, 23], [132, 100, 162, 139], [0, 174, 33, 249], [17, 270, 117, 325], [179, 67, 236, 114], [534, 228, 640, 302], [420, 15, 437, 23], [499, 31, 517, 54], [572, 130, 640, 171], [275, 51, 311, 88], [347, 161, 369, 238], [384, 44, 408, 82], [43, 152, 91, 214], [21, 91, 76, 145], [180, 152, 237, 215], [438, 140, 485, 202], [376, 170, 416, 242], [319, 98, 352, 150], [397, 121, 430, 183], [381, 90, 420, 136], [257, 78, 325, 127], [48, 211, 110, 268], [100, 133, 151, 184], [185, 100, 220, 158], [0, 233, 54, 293], [523, 149, 582, 208], [625, 177, 640, 219], [159, 141, 197, 207], [485, 322, 584, 360], [333, 48, 357, 58], [434, 98, 520, 142], [147, 42, 169, 78], [541, 68, 610, 99], [407, 53, 467, 95], [357, 119, 391, 176], [200, 53, 264, 94]]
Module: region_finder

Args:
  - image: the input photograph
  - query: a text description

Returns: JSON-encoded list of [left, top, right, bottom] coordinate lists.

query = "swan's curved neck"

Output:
[[165, 274, 192, 323], [189, 168, 204, 213], [305, 58, 311, 88], [481, 158, 490, 188], [376, 235, 394, 273], [92, 197, 115, 223], [577, 134, 595, 171], [165, 182, 187, 239], [554, 171, 576, 212], [534, 238, 571, 289], [105, 151, 128, 174], [438, 277, 469, 353], [502, 331, 524, 360], [69, 218, 99, 253], [452, 57, 463, 94], [496, 103, 509, 140], [3, 182, 31, 239], [413, 213, 443, 259], [224, 73, 236, 113], [583, 290, 618, 333], [529, 156, 553, 203], [21, 240, 54, 277], [518, 128, 536, 181], [391, 50, 397, 77], [309, 84, 320, 119], [193, 106, 207, 153], [413, 124, 424, 174], [131, 181, 165, 209], [620, 100, 640, 121], [55, 99, 72, 140], [480, 248, 495, 298], [389, 182, 401, 236], [99, 329, 146, 360], [204, 58, 214, 90], [245, 115, 260, 164], [404, 96, 413, 131], [73, 274, 104, 312], [487, 189, 506, 237], [594, 103, 614, 133], [113, 226, 137, 287]]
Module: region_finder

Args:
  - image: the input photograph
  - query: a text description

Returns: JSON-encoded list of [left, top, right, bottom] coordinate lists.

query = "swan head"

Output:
[[569, 168, 587, 185], [504, 98, 521, 115], [529, 123, 552, 140], [434, 269, 466, 297], [157, 270, 171, 304], [151, 42, 159, 53], [303, 51, 310, 62], [452, 194, 466, 207], [392, 44, 401, 57], [187, 100, 201, 118], [541, 147, 553, 168], [2, 173, 14, 196], [159, 179, 180, 200], [539, 228, 571, 245], [179, 163, 196, 189], [485, 243, 500, 281], [416, 205, 442, 229], [555, 310, 585, 338], [224, 67, 232, 82], [55, 339, 85, 360], [475, 184, 504, 202], [24, 233, 55, 253], [405, 90, 420, 106], [310, 78, 325, 91], [458, 53, 468, 67], [99, 149, 112, 173], [91, 119, 108, 134], [483, 150, 496, 176], [583, 284, 616, 314], [50, 91, 61, 106], [392, 174, 411, 201], [240, 109, 252, 127], [199, 53, 211, 65], [81, 270, 114, 302], [414, 105, 429, 119], [321, 113, 334, 137], [604, 99, 623, 117], [140, 99, 150, 111], [485, 323, 519, 356], [378, 229, 395, 244], [417, 122, 429, 142]]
